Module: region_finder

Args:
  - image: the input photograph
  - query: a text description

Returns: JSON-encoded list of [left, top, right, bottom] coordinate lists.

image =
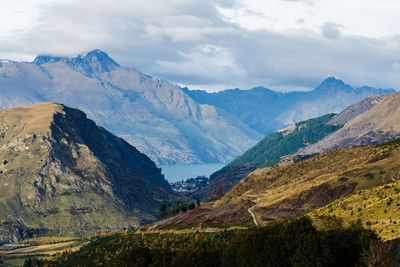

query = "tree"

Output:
[[160, 204, 167, 219]]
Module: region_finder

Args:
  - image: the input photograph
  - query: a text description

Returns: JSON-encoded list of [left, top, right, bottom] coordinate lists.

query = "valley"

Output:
[[0, 52, 400, 266], [2, 0, 400, 265]]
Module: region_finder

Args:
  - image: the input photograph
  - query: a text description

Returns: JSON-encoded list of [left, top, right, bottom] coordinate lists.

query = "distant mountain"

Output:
[[0, 103, 180, 243], [0, 50, 261, 164], [184, 77, 395, 134]]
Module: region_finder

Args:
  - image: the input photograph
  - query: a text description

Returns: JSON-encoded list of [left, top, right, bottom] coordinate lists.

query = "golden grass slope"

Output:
[[214, 140, 400, 224], [311, 179, 400, 241], [0, 102, 63, 135]]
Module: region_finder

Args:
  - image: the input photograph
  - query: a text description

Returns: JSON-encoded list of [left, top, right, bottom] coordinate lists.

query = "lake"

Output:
[[159, 163, 225, 183]]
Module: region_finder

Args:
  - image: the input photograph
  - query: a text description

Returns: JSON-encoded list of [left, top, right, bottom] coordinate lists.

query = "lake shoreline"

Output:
[[159, 163, 225, 183]]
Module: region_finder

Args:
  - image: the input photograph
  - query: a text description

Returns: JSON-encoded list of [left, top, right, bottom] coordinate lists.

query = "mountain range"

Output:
[[2, 49, 400, 265], [0, 103, 179, 243], [0, 50, 261, 165], [184, 77, 395, 134], [0, 50, 395, 165]]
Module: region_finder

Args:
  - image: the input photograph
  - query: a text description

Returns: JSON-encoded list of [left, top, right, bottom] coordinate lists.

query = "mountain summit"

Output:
[[33, 49, 120, 74], [313, 77, 352, 92], [0, 102, 178, 243]]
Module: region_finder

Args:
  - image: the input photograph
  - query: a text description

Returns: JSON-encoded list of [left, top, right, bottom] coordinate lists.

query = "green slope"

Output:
[[229, 113, 342, 167]]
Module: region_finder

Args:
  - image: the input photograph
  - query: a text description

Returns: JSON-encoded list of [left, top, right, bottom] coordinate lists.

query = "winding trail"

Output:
[[248, 206, 260, 226]]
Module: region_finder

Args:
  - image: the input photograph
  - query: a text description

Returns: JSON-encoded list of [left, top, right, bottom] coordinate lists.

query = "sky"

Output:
[[1, 0, 400, 92]]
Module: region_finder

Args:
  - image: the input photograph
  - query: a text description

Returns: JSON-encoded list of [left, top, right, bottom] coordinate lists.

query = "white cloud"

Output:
[[0, 0, 399, 91], [393, 62, 400, 72], [219, 0, 400, 38], [321, 23, 343, 40]]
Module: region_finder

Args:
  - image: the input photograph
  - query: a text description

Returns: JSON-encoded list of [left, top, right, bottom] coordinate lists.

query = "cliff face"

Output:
[[0, 102, 178, 243]]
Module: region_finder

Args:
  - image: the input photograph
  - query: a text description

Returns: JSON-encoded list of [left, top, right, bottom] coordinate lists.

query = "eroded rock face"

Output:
[[0, 103, 179, 243]]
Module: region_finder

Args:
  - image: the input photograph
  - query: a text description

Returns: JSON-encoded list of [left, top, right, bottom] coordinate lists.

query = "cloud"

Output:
[[0, 0, 399, 92], [393, 62, 400, 72], [321, 23, 344, 39], [297, 18, 305, 24], [280, 0, 313, 4]]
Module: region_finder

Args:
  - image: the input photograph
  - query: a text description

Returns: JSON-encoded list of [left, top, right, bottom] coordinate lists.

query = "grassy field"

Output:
[[0, 237, 87, 266]]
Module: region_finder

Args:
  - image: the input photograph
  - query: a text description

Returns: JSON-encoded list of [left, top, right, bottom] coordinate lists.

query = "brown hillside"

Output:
[[148, 139, 400, 229], [0, 102, 179, 243]]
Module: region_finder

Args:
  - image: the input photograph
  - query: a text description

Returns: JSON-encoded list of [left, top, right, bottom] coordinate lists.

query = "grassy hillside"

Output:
[[310, 142, 400, 240], [214, 138, 400, 224], [229, 113, 342, 167], [311, 181, 400, 241], [147, 139, 400, 231]]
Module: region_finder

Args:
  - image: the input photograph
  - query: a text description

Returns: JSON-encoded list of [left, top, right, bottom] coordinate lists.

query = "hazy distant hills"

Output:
[[0, 50, 261, 164], [0, 103, 179, 243], [184, 77, 395, 134]]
